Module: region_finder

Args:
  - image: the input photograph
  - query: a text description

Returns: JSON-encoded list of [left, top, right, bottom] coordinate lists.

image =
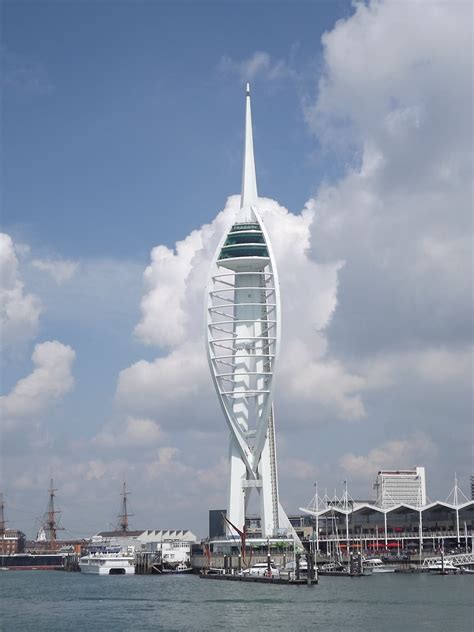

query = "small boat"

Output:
[[282, 558, 308, 573], [318, 562, 349, 576], [162, 563, 193, 574], [425, 560, 459, 575], [364, 558, 396, 573], [241, 561, 280, 578], [79, 550, 135, 575], [460, 567, 474, 574]]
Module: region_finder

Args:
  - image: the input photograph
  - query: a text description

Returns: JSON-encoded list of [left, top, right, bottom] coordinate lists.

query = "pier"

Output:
[[200, 573, 318, 586]]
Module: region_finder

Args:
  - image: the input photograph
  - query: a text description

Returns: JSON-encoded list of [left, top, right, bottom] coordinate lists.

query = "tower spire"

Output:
[[238, 83, 258, 221]]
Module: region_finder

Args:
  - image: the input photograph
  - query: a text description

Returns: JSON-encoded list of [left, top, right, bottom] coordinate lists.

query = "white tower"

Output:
[[206, 85, 293, 538]]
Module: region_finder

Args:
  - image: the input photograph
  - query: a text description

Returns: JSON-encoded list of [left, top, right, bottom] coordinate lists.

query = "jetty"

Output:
[[200, 572, 318, 586]]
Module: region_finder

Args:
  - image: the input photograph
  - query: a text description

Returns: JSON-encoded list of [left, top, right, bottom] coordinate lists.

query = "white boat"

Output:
[[79, 550, 135, 575], [241, 561, 280, 578], [460, 567, 474, 574], [283, 558, 308, 573], [364, 558, 396, 573], [425, 559, 459, 574], [162, 562, 193, 574]]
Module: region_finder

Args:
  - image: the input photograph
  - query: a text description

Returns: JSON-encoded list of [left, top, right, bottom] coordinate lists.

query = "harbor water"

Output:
[[1, 571, 472, 631]]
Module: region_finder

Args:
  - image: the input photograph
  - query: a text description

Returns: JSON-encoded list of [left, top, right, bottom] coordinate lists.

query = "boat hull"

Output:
[[79, 563, 135, 575], [79, 554, 136, 575]]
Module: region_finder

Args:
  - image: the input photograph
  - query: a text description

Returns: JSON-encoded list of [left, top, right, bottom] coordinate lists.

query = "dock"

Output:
[[200, 572, 318, 586]]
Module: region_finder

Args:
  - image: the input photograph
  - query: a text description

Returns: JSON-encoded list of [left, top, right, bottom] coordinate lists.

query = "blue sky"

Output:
[[4, 0, 350, 259], [1, 0, 472, 538]]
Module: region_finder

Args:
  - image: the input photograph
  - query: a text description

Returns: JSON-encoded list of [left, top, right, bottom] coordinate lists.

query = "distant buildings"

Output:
[[0, 529, 26, 555], [471, 475, 474, 500], [374, 467, 426, 509], [92, 529, 197, 567]]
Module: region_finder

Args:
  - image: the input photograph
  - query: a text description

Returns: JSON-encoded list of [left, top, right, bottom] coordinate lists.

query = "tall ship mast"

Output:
[[0, 494, 5, 549], [43, 478, 63, 552], [117, 481, 133, 535]]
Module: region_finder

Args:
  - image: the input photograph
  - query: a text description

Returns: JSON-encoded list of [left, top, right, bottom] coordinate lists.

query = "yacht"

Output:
[[424, 559, 459, 574], [79, 550, 135, 575], [364, 558, 396, 573]]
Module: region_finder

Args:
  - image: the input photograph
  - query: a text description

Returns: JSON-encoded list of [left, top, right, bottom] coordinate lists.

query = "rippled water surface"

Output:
[[1, 571, 472, 631]]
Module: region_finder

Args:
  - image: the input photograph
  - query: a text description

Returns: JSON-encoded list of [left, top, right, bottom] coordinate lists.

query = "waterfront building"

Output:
[[299, 496, 474, 556], [91, 529, 197, 566], [0, 529, 26, 554], [205, 85, 295, 540], [374, 467, 426, 509]]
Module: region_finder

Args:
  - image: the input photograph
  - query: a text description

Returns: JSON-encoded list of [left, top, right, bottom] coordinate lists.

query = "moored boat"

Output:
[[364, 558, 396, 573], [79, 550, 135, 575], [241, 561, 280, 578], [424, 559, 459, 575]]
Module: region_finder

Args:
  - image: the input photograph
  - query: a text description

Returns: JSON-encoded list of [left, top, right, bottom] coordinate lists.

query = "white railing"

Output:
[[422, 552, 474, 567]]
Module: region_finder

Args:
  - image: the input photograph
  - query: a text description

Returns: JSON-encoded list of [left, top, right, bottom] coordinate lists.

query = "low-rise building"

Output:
[[91, 529, 197, 567], [0, 529, 26, 554]]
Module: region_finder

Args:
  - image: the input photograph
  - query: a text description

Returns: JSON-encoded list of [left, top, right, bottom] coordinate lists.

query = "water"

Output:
[[1, 572, 472, 631]]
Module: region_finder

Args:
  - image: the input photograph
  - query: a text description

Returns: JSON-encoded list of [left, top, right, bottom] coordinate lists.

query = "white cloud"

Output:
[[1, 340, 75, 431], [295, 0, 472, 495], [146, 446, 187, 480], [219, 51, 295, 83], [339, 432, 438, 481], [280, 457, 318, 481], [93, 417, 164, 449], [32, 258, 78, 284], [0, 233, 42, 351], [362, 346, 473, 391], [117, 195, 362, 428], [134, 230, 203, 348], [304, 0, 471, 363], [280, 339, 366, 421]]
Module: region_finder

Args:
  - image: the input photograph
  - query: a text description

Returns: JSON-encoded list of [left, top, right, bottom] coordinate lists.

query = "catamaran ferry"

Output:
[[79, 549, 135, 575]]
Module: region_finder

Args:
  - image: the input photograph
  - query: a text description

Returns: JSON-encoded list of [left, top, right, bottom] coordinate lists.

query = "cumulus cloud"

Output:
[[339, 432, 438, 481], [0, 233, 42, 351], [93, 417, 164, 449], [134, 230, 203, 348], [1, 340, 75, 431], [306, 0, 471, 357], [32, 258, 78, 284], [118, 195, 362, 429], [303, 1, 471, 396], [297, 0, 472, 492]]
